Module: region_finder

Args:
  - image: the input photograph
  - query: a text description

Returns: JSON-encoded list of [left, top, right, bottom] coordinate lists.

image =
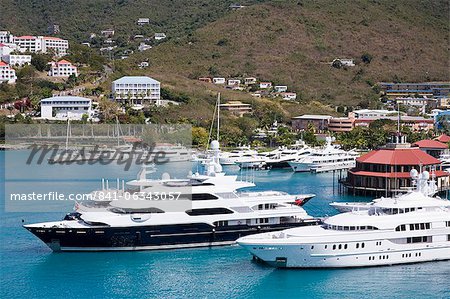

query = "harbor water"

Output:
[[0, 151, 449, 298]]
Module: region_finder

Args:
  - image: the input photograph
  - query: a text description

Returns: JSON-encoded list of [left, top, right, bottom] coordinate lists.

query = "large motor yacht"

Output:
[[264, 141, 312, 169], [237, 170, 450, 268], [219, 145, 258, 165], [288, 138, 358, 173], [24, 141, 318, 252]]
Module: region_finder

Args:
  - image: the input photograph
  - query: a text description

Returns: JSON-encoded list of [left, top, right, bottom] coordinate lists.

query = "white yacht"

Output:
[[24, 141, 318, 252], [235, 148, 282, 169], [288, 138, 358, 173], [264, 141, 312, 169], [219, 145, 258, 165], [237, 170, 450, 268]]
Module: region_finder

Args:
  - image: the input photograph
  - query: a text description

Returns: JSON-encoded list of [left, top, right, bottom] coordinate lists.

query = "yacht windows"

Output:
[[446, 221, 450, 227], [406, 236, 431, 244], [356, 243, 359, 249], [405, 222, 431, 231], [323, 224, 378, 231], [189, 193, 219, 201], [257, 218, 270, 224], [186, 208, 234, 216], [110, 207, 164, 214], [214, 221, 229, 227]]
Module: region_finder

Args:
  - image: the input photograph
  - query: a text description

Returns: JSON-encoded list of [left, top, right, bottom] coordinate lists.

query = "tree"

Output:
[[98, 98, 120, 122], [361, 53, 373, 64], [192, 126, 208, 148], [31, 53, 52, 71]]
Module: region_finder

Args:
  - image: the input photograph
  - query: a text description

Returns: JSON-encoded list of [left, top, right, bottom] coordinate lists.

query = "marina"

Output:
[[1, 150, 449, 298]]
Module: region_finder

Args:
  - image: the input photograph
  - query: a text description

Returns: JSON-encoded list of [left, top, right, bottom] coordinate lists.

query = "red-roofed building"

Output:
[[412, 139, 448, 158], [435, 134, 450, 143], [48, 60, 77, 77], [13, 35, 68, 56], [341, 138, 450, 196]]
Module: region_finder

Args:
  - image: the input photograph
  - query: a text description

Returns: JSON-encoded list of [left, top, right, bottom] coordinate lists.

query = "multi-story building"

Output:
[[0, 43, 15, 57], [3, 54, 32, 66], [0, 61, 17, 84], [220, 101, 252, 117], [291, 115, 332, 131], [349, 109, 400, 119], [40, 96, 92, 120], [48, 60, 78, 77], [328, 117, 354, 132], [354, 116, 434, 132], [0, 31, 14, 44], [379, 82, 450, 99], [112, 76, 161, 106], [13, 35, 68, 56]]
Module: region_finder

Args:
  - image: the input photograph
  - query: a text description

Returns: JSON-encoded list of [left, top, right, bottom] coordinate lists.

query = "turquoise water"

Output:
[[1, 151, 449, 298]]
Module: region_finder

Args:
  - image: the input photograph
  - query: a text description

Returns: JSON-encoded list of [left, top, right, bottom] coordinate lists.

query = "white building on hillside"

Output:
[[112, 76, 161, 106], [349, 109, 400, 119], [0, 61, 17, 84], [332, 58, 355, 67], [213, 77, 225, 84], [3, 54, 31, 66], [48, 60, 78, 77], [137, 18, 150, 25], [0, 43, 15, 57], [13, 35, 69, 56], [274, 85, 288, 92], [154, 33, 166, 40], [40, 96, 92, 120], [0, 31, 14, 44]]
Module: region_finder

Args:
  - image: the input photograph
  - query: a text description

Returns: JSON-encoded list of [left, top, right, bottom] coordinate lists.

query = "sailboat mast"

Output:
[[217, 93, 220, 142]]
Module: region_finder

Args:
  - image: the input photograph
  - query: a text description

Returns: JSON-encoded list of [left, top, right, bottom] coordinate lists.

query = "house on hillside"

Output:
[[220, 101, 252, 117], [213, 77, 225, 84], [100, 29, 115, 37], [259, 82, 272, 89], [137, 18, 150, 25], [48, 60, 78, 77], [0, 61, 17, 84], [274, 85, 288, 92], [280, 92, 297, 101], [154, 33, 166, 40], [228, 79, 241, 86], [198, 77, 212, 83], [332, 58, 355, 67], [244, 77, 257, 85]]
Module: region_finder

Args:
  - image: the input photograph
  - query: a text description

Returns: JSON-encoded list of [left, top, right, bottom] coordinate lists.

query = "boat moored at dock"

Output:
[[237, 170, 450, 268]]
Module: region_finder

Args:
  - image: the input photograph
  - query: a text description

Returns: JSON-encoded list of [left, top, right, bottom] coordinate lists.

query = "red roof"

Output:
[[412, 139, 448, 149], [0, 43, 5, 47], [57, 59, 72, 64], [356, 148, 440, 165], [16, 35, 36, 39], [349, 170, 449, 178], [435, 134, 450, 143], [0, 61, 8, 66]]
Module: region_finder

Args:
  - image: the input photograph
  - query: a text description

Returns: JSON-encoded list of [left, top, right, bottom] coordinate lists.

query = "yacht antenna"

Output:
[[397, 101, 401, 136], [65, 119, 70, 151]]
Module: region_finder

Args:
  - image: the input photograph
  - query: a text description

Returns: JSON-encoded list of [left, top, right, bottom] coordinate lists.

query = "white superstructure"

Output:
[[238, 170, 450, 268], [288, 137, 358, 172]]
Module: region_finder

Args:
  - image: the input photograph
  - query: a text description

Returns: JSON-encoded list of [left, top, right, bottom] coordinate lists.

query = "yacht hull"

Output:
[[239, 241, 450, 268], [25, 221, 320, 252]]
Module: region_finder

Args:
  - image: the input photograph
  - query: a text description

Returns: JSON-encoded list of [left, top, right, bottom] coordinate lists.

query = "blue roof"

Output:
[[41, 96, 92, 102], [113, 76, 160, 84]]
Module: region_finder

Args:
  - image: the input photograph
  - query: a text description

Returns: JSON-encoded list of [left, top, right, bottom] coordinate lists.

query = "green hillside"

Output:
[[124, 0, 449, 107], [0, 0, 266, 41]]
